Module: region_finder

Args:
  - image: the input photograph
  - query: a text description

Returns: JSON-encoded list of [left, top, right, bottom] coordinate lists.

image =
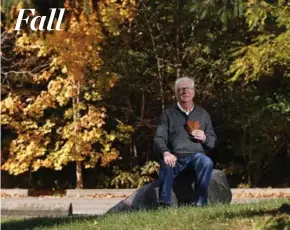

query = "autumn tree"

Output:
[[1, 0, 138, 188]]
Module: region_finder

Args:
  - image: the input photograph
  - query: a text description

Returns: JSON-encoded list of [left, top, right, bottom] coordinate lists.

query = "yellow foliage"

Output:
[[24, 92, 55, 118], [1, 95, 24, 115], [1, 0, 138, 180], [100, 148, 120, 167]]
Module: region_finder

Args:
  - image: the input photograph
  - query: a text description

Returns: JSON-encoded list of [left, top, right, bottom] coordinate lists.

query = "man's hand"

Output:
[[163, 151, 177, 168], [191, 130, 206, 142]]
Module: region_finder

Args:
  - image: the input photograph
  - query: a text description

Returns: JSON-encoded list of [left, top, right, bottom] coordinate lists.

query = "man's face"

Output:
[[176, 80, 195, 103]]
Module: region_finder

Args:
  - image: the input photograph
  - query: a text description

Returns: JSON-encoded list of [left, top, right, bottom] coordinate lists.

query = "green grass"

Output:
[[1, 199, 290, 230]]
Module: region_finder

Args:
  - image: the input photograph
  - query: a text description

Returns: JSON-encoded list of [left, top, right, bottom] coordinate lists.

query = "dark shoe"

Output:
[[195, 202, 207, 207], [187, 201, 207, 207], [158, 202, 171, 208]]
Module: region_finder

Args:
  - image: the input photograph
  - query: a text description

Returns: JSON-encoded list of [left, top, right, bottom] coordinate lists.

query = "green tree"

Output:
[[100, 0, 290, 187]]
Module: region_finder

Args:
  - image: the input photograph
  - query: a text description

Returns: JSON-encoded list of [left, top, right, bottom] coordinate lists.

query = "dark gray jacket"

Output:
[[154, 104, 217, 158]]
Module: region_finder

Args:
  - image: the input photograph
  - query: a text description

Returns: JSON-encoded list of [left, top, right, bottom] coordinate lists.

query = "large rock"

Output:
[[107, 169, 232, 213]]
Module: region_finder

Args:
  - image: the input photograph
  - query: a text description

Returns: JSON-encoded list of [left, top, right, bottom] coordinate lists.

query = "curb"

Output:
[[2, 188, 290, 197], [1, 201, 72, 217]]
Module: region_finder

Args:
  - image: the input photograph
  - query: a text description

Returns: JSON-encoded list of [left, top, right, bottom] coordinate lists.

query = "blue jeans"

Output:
[[158, 153, 213, 206]]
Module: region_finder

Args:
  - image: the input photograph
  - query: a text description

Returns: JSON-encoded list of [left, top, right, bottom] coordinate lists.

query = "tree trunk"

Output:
[[76, 161, 83, 189], [156, 57, 165, 111], [143, 14, 165, 111], [73, 80, 83, 189]]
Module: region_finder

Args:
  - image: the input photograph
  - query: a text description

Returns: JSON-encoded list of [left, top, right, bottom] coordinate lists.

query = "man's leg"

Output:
[[158, 159, 185, 205], [187, 153, 213, 206]]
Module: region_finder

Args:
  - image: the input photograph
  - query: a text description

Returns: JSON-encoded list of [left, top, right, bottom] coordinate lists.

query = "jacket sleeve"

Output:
[[154, 112, 170, 157], [203, 112, 217, 149]]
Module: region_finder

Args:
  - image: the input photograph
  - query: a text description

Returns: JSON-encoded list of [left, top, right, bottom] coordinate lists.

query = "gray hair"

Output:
[[175, 77, 195, 94]]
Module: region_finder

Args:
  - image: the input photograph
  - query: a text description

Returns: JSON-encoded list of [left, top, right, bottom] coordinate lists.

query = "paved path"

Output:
[[1, 197, 124, 215], [1, 188, 290, 216]]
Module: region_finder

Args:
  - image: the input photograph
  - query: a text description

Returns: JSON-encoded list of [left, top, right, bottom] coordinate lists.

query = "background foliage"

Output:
[[1, 0, 289, 189]]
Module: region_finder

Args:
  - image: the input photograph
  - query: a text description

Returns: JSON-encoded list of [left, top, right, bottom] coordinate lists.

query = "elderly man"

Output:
[[154, 77, 217, 207]]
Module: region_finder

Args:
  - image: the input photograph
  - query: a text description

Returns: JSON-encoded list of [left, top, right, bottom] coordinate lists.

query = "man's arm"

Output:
[[154, 112, 170, 156], [154, 112, 177, 167], [203, 112, 217, 149]]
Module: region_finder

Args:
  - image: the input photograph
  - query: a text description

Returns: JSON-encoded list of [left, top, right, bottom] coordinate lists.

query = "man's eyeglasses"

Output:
[[178, 87, 193, 92]]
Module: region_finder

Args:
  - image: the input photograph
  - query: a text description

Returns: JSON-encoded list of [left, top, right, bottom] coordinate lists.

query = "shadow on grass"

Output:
[[219, 203, 290, 220], [1, 203, 289, 230], [1, 215, 102, 230]]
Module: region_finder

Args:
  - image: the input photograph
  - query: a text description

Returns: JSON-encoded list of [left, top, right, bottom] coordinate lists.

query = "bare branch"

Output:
[[143, 12, 165, 111], [31, 64, 49, 73], [1, 55, 15, 61], [1, 70, 37, 78]]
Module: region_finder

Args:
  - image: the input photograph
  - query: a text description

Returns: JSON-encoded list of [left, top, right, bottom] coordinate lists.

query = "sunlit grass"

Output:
[[1, 199, 289, 230]]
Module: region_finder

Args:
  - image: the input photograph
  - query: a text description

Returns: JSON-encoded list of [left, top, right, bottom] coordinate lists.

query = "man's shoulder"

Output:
[[162, 104, 178, 114], [163, 104, 209, 115], [158, 105, 179, 119], [194, 105, 210, 116]]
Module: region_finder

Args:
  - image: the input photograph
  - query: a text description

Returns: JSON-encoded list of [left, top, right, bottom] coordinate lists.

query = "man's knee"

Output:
[[199, 155, 213, 170], [160, 160, 172, 169], [159, 160, 175, 176]]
